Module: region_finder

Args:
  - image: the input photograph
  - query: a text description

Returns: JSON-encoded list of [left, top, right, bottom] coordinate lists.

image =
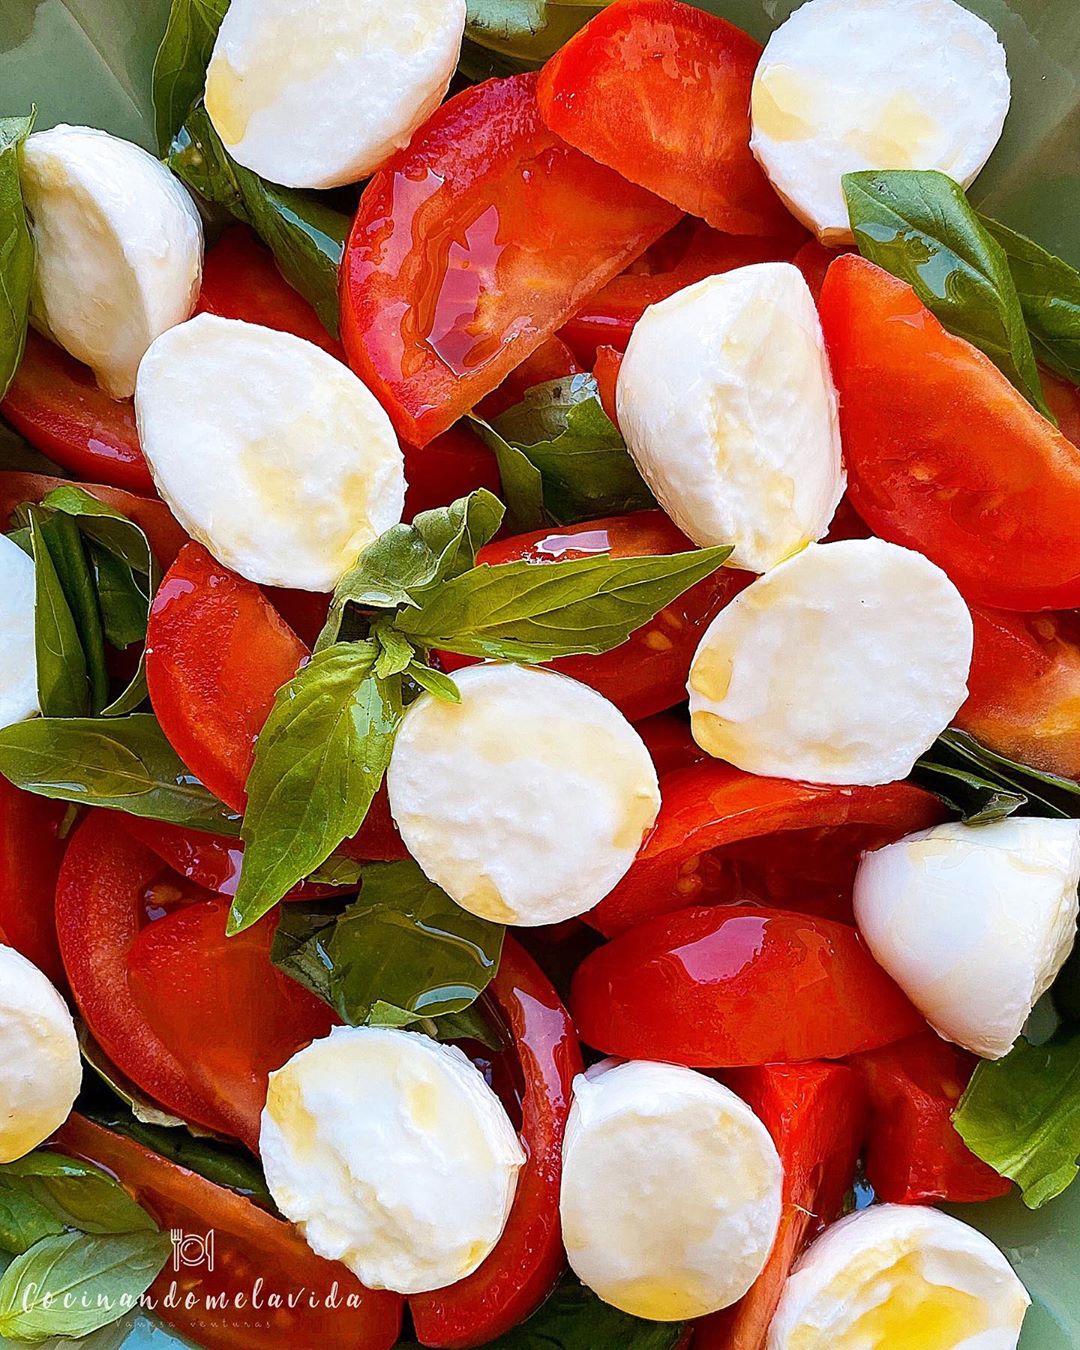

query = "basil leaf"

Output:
[[982, 216, 1080, 387], [0, 1189, 64, 1257], [168, 105, 349, 338], [915, 730, 1080, 822], [465, 0, 608, 64], [0, 422, 62, 476], [843, 170, 1053, 420], [152, 0, 229, 154], [0, 113, 35, 403], [90, 546, 149, 651], [0, 713, 240, 833], [909, 759, 1029, 826], [0, 1230, 170, 1342], [230, 644, 401, 933], [0, 1155, 154, 1243], [406, 661, 461, 704], [954, 1033, 1080, 1208], [398, 546, 731, 661], [27, 510, 93, 719], [272, 861, 503, 1025], [373, 622, 416, 680]]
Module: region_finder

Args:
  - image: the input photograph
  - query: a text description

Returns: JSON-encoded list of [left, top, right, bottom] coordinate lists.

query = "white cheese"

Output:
[[0, 535, 38, 731]]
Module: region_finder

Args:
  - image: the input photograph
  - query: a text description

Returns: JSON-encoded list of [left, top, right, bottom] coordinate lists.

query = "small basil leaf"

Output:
[[406, 661, 461, 704], [0, 1190, 64, 1257], [916, 730, 1080, 821], [230, 644, 401, 933], [0, 1155, 154, 1241], [397, 546, 731, 661], [151, 0, 229, 154], [843, 170, 1053, 420], [42, 487, 156, 579], [373, 623, 416, 680], [27, 509, 93, 718], [168, 105, 349, 338], [0, 713, 240, 833], [465, 0, 608, 64], [0, 113, 35, 403], [909, 759, 1029, 826], [89, 546, 148, 650]]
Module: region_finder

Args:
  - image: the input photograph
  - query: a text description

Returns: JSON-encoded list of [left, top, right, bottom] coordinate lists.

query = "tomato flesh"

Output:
[[0, 777, 67, 987], [403, 426, 502, 522]]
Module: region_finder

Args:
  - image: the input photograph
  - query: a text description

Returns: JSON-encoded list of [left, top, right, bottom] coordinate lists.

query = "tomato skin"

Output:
[[589, 760, 946, 936], [537, 1, 791, 238], [633, 712, 707, 779], [819, 254, 1080, 610], [571, 905, 925, 1067], [340, 72, 680, 446], [0, 778, 67, 987], [791, 239, 851, 302], [957, 605, 1080, 781], [403, 427, 502, 522], [52, 1114, 403, 1350], [695, 1062, 866, 1350], [592, 345, 622, 430], [851, 1031, 1011, 1204], [410, 939, 583, 1348]]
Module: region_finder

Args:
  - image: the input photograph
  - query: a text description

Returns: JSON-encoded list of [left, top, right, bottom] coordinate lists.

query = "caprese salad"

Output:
[[0, 0, 1078, 1348]]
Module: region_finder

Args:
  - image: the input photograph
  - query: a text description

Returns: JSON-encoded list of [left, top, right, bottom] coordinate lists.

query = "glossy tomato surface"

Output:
[[0, 777, 67, 987]]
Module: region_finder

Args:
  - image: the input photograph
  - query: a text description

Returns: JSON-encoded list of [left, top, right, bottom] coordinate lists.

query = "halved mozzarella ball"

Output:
[[561, 1060, 783, 1321], [768, 1204, 1029, 1349], [750, 0, 1010, 244], [0, 535, 38, 731], [260, 1026, 524, 1294], [205, 0, 467, 189], [135, 314, 405, 591], [386, 663, 661, 926], [0, 946, 81, 1162], [854, 817, 1080, 1059], [687, 538, 973, 786], [21, 125, 203, 398], [617, 264, 844, 573]]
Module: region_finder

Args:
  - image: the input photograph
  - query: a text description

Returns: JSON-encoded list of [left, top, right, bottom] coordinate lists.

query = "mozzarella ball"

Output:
[[687, 538, 973, 786], [768, 1204, 1029, 1349], [21, 125, 202, 398], [0, 946, 81, 1162], [854, 817, 1080, 1059], [617, 264, 844, 573], [261, 1027, 523, 1294], [750, 0, 1011, 244], [386, 664, 661, 926], [0, 535, 38, 731], [135, 315, 405, 591], [561, 1060, 782, 1321], [205, 0, 467, 189]]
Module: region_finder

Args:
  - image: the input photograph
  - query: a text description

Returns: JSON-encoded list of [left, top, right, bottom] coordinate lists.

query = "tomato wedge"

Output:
[[572, 905, 925, 1066], [592, 345, 622, 429], [633, 712, 708, 779], [589, 760, 946, 936], [0, 777, 67, 987], [52, 1114, 403, 1350], [819, 254, 1080, 610], [403, 427, 502, 522], [340, 72, 680, 446], [537, 0, 791, 237], [411, 939, 583, 1348], [791, 239, 852, 301], [2, 331, 152, 491]]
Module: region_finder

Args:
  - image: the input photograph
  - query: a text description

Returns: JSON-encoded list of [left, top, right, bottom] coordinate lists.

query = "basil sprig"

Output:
[[982, 217, 1080, 388], [152, 0, 229, 154], [914, 729, 1080, 825], [0, 111, 35, 404]]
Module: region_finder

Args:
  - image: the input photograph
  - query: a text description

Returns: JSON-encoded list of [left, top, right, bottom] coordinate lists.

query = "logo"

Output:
[[171, 1229, 215, 1273]]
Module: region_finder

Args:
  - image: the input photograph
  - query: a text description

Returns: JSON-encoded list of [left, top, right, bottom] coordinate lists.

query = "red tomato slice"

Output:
[[1045, 369, 1080, 446], [411, 939, 583, 1348], [819, 254, 1080, 610], [791, 239, 852, 302], [439, 512, 752, 722], [52, 1114, 403, 1350], [2, 331, 152, 492], [589, 760, 946, 935], [0, 778, 67, 987], [852, 1031, 1011, 1204], [633, 713, 708, 779], [403, 426, 503, 522], [957, 605, 1080, 781], [697, 1063, 866, 1350], [571, 905, 925, 1066], [477, 336, 583, 422], [537, 0, 792, 237], [340, 72, 680, 446], [592, 345, 622, 430]]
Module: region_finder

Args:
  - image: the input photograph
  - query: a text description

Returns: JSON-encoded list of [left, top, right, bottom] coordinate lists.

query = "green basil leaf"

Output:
[[27, 509, 93, 719], [954, 1033, 1080, 1208], [909, 759, 1029, 826], [151, 0, 229, 154], [0, 422, 63, 476], [42, 487, 156, 580], [89, 546, 149, 651], [398, 545, 731, 661], [843, 170, 1053, 420], [406, 661, 461, 705], [0, 112, 35, 403], [465, 0, 609, 64], [981, 216, 1080, 387], [0, 713, 240, 833], [272, 861, 503, 1025], [915, 730, 1080, 822], [0, 1230, 170, 1342], [0, 1155, 154, 1242], [373, 622, 416, 681], [230, 644, 401, 933], [0, 1189, 64, 1257], [168, 105, 349, 338]]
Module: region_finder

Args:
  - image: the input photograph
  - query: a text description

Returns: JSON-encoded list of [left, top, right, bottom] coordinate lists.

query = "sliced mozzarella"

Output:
[[205, 0, 467, 189], [260, 1025, 524, 1294], [561, 1059, 782, 1321], [854, 817, 1080, 1059], [0, 946, 81, 1162], [750, 0, 1010, 244], [135, 314, 405, 591], [687, 537, 973, 786], [386, 663, 661, 926], [768, 1204, 1028, 1349], [0, 535, 38, 731], [617, 264, 844, 573], [21, 125, 202, 398]]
